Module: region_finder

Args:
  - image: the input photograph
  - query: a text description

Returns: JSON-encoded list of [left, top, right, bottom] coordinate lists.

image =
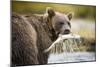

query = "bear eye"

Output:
[[59, 22, 64, 25], [67, 22, 71, 27], [68, 22, 70, 25]]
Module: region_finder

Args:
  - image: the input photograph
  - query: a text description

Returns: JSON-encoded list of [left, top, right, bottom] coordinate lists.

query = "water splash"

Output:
[[44, 33, 82, 53]]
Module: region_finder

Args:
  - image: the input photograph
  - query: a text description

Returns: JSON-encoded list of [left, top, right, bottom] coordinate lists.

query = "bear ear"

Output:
[[67, 12, 73, 20], [46, 7, 55, 18]]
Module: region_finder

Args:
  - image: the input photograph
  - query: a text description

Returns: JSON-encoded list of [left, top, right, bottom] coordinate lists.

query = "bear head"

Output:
[[44, 7, 73, 36]]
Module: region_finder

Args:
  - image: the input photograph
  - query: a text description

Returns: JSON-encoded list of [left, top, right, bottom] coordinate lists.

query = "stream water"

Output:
[[48, 52, 95, 64]]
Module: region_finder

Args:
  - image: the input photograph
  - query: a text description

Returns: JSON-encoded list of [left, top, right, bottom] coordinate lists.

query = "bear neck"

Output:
[[41, 16, 57, 41]]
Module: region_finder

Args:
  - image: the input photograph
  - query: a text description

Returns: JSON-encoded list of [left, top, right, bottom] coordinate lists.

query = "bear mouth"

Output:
[[56, 30, 71, 37], [63, 32, 70, 34], [63, 29, 70, 34]]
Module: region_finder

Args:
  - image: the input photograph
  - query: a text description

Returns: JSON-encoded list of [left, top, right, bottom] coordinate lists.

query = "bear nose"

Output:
[[64, 29, 70, 34]]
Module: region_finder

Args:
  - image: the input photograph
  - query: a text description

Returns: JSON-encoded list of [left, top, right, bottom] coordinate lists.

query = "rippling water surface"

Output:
[[48, 52, 95, 63]]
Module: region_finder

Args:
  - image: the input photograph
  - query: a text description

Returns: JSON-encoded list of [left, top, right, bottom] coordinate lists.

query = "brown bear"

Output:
[[11, 7, 72, 66]]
